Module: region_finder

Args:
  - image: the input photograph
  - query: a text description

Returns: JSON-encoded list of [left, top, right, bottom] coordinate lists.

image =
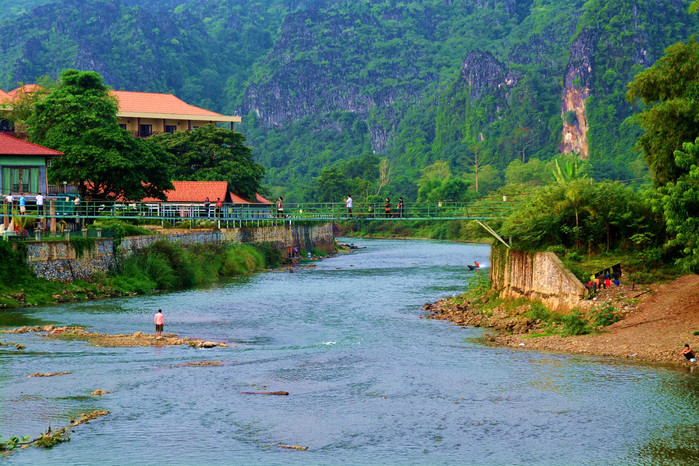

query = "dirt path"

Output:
[[496, 274, 699, 367]]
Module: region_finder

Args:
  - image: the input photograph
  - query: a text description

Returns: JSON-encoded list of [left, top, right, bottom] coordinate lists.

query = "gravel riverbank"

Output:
[[423, 274, 699, 369]]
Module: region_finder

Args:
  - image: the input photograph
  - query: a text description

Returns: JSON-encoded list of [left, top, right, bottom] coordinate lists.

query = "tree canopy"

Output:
[[658, 138, 699, 272], [27, 69, 174, 201], [150, 124, 265, 199], [626, 38, 699, 187]]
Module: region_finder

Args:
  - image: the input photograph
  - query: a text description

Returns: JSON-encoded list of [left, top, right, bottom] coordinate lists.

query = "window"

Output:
[[2, 167, 40, 193], [139, 124, 152, 137], [165, 125, 177, 134], [119, 124, 127, 130]]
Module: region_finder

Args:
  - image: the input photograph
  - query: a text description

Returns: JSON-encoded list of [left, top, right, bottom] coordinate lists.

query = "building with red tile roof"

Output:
[[7, 84, 44, 99], [140, 181, 270, 205], [0, 133, 62, 195], [111, 90, 241, 137], [0, 85, 241, 138]]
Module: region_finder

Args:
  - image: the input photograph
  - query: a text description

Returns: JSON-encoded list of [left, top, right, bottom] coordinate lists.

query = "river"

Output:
[[1, 238, 697, 465]]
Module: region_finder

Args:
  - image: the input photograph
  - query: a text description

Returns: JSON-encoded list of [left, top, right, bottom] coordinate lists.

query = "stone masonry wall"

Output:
[[26, 238, 117, 282], [490, 245, 586, 312], [25, 223, 334, 281]]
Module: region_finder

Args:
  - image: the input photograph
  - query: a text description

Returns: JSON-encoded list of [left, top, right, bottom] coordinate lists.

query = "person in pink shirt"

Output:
[[154, 309, 164, 336]]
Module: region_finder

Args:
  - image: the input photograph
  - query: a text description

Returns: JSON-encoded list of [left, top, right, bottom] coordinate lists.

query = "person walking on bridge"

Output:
[[346, 194, 353, 218], [277, 197, 284, 218], [384, 197, 391, 218]]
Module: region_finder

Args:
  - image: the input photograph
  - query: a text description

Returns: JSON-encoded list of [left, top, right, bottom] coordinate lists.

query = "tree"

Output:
[[151, 124, 265, 199], [659, 138, 699, 272], [27, 69, 173, 200], [312, 167, 354, 202], [626, 38, 699, 187]]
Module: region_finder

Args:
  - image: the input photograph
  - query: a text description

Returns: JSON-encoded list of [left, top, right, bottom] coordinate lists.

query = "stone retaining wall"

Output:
[[490, 245, 586, 312], [25, 223, 334, 281], [26, 239, 117, 282]]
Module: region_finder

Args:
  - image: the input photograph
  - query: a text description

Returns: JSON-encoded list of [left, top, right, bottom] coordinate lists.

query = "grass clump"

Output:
[[561, 311, 591, 336]]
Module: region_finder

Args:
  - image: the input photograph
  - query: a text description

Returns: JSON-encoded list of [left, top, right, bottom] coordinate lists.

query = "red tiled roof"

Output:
[[0, 133, 63, 156], [229, 192, 252, 204], [111, 90, 224, 117], [8, 84, 44, 98], [0, 89, 10, 102], [255, 193, 273, 204], [141, 181, 230, 203]]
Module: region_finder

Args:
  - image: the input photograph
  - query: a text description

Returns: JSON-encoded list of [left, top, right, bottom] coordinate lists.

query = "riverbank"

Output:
[[0, 239, 337, 310], [423, 274, 699, 368]]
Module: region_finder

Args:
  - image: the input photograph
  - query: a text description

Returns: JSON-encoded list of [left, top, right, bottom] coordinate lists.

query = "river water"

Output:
[[1, 238, 697, 465]]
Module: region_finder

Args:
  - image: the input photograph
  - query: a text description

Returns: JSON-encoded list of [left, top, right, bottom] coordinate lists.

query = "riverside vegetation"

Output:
[[0, 220, 307, 310]]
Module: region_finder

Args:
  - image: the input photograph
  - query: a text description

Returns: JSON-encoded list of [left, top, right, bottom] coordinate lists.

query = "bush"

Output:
[[0, 242, 31, 282], [592, 305, 620, 327], [526, 302, 556, 322], [252, 242, 283, 267], [561, 311, 591, 336], [220, 244, 264, 275], [89, 219, 152, 240]]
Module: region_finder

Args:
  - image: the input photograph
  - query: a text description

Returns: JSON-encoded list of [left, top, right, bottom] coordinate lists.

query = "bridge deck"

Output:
[[0, 200, 514, 227]]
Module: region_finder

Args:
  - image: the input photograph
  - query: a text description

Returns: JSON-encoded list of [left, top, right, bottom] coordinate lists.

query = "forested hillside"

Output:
[[1, 0, 697, 201]]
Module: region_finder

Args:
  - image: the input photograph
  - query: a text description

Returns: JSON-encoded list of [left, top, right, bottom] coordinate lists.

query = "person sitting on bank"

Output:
[[679, 344, 696, 362]]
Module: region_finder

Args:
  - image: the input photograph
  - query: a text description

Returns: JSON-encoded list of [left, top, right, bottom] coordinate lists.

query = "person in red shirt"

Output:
[[154, 309, 164, 336]]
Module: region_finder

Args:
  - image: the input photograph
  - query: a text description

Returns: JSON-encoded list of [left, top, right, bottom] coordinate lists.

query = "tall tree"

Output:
[[659, 138, 699, 272], [151, 124, 265, 199], [626, 38, 699, 187], [27, 69, 173, 200]]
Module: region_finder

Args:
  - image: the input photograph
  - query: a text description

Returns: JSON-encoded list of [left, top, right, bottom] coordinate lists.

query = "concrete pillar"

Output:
[[50, 200, 56, 233]]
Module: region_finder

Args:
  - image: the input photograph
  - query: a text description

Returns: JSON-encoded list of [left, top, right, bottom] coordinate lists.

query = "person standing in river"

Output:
[[154, 309, 164, 337]]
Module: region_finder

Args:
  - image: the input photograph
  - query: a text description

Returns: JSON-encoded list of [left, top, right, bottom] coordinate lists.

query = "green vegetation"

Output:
[[337, 218, 494, 242], [26, 69, 174, 201], [0, 435, 31, 452], [150, 124, 266, 199], [69, 237, 96, 258], [109, 241, 265, 293], [0, 238, 286, 309], [2, 1, 696, 207]]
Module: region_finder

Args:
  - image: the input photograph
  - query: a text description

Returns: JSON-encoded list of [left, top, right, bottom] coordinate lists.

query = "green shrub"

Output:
[[220, 244, 264, 275], [561, 311, 591, 336], [252, 242, 283, 267], [566, 251, 582, 262], [592, 305, 620, 327], [0, 242, 31, 282], [89, 219, 152, 239], [526, 302, 555, 322]]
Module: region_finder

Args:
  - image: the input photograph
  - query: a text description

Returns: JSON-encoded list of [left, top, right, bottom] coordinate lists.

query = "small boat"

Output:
[[467, 262, 480, 271]]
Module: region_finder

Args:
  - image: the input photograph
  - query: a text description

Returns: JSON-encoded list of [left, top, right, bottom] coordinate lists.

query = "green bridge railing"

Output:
[[0, 198, 516, 234]]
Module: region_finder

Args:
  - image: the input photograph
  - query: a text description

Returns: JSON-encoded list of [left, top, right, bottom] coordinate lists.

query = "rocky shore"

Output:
[[2, 325, 230, 348], [423, 274, 699, 369]]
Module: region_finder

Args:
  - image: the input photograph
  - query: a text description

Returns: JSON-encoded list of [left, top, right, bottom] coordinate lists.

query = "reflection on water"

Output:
[[0, 238, 697, 464]]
